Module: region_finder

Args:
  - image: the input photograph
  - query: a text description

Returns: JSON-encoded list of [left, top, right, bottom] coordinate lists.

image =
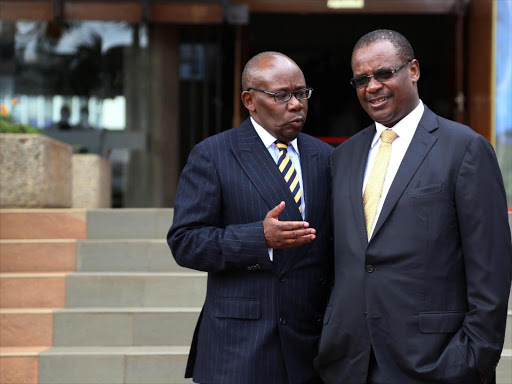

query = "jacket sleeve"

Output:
[[167, 141, 272, 273], [451, 135, 512, 379]]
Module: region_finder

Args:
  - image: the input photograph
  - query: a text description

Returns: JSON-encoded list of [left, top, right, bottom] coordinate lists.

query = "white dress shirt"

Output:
[[251, 117, 305, 260], [362, 100, 424, 240]]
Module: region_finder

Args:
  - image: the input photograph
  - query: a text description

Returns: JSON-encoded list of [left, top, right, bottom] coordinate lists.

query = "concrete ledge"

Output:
[[72, 154, 111, 209], [0, 134, 72, 208]]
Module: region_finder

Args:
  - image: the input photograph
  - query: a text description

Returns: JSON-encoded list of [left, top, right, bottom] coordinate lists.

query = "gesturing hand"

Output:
[[263, 202, 316, 249]]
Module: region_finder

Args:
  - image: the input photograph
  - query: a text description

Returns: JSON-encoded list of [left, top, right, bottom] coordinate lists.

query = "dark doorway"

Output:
[[247, 13, 458, 140]]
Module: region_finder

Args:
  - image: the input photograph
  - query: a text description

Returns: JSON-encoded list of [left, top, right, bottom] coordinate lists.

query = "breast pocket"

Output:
[[408, 182, 444, 199], [214, 298, 260, 320]]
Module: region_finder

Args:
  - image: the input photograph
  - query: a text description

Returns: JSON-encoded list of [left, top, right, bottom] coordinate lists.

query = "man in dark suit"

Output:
[[314, 29, 512, 384], [168, 52, 333, 384]]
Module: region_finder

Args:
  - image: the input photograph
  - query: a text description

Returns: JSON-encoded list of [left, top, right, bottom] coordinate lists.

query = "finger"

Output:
[[281, 228, 316, 239], [280, 221, 312, 231], [282, 234, 316, 247], [266, 201, 285, 219]]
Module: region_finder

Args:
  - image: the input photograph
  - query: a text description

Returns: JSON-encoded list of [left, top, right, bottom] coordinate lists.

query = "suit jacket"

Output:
[[314, 106, 512, 384], [168, 118, 333, 384]]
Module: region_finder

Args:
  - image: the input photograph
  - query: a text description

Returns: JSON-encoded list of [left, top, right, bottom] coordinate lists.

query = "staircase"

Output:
[[0, 209, 202, 384], [0, 209, 511, 384]]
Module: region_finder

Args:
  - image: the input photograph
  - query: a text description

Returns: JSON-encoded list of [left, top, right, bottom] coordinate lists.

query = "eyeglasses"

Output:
[[350, 60, 412, 89], [247, 87, 313, 103]]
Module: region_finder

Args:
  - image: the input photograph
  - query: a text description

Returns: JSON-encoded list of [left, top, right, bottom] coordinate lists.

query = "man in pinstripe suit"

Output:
[[168, 52, 333, 383]]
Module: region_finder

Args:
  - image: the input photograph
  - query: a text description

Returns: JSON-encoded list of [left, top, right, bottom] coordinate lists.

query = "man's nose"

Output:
[[366, 76, 383, 92], [287, 94, 303, 110]]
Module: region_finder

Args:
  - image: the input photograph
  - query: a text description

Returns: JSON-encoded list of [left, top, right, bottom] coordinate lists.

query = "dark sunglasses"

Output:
[[350, 60, 412, 89]]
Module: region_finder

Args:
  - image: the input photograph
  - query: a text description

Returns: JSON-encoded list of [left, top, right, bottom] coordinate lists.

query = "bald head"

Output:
[[242, 51, 298, 91]]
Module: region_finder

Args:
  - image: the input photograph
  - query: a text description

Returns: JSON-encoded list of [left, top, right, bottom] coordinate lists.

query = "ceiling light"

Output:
[[327, 0, 365, 9]]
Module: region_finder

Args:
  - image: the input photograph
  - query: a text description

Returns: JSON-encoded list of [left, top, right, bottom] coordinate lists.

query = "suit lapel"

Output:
[[231, 119, 303, 223], [278, 135, 320, 274], [299, 136, 321, 225], [372, 106, 439, 239], [350, 125, 375, 249]]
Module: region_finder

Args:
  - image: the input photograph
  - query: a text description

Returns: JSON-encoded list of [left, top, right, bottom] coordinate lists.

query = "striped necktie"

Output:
[[363, 129, 398, 239], [276, 141, 302, 213]]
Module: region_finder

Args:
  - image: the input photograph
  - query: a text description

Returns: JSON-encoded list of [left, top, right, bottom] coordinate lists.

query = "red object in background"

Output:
[[316, 136, 349, 146]]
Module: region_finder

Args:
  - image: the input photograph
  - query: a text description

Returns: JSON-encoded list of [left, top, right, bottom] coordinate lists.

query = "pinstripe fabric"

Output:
[[168, 118, 333, 384]]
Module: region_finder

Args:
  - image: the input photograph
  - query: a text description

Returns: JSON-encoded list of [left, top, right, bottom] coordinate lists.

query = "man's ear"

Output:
[[410, 59, 420, 84], [241, 91, 256, 111]]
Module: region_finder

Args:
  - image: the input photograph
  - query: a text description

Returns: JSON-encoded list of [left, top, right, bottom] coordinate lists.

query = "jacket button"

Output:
[[366, 264, 375, 273], [279, 276, 286, 282], [279, 317, 286, 325]]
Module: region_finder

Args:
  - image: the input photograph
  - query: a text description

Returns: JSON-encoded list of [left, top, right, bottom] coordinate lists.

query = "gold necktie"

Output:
[[363, 129, 398, 239], [276, 141, 302, 213]]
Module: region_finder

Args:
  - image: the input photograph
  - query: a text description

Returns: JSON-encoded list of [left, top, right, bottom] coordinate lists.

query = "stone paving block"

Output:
[[505, 313, 511, 349], [0, 356, 39, 384], [0, 274, 66, 308], [0, 240, 76, 272], [125, 351, 192, 384], [143, 274, 206, 307], [39, 352, 124, 384], [65, 274, 146, 307], [497, 352, 511, 384], [53, 311, 132, 346], [133, 310, 200, 346], [77, 240, 150, 272], [87, 209, 173, 239], [77, 239, 185, 272], [0, 209, 87, 239], [0, 311, 53, 347]]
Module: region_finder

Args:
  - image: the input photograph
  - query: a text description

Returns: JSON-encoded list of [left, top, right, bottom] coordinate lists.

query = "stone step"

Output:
[[0, 347, 49, 384], [0, 240, 76, 273], [53, 307, 199, 347], [86, 209, 173, 239], [65, 272, 206, 307], [497, 349, 511, 384], [37, 346, 192, 384], [0, 309, 54, 347], [0, 209, 87, 240], [0, 273, 67, 308], [0, 307, 200, 347], [76, 239, 184, 272]]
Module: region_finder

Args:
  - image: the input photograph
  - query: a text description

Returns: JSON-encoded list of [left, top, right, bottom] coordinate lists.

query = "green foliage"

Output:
[[0, 115, 40, 134]]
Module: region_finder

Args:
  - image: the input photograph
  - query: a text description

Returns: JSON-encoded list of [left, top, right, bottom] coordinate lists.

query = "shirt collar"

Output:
[[251, 117, 300, 154], [371, 99, 424, 148]]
